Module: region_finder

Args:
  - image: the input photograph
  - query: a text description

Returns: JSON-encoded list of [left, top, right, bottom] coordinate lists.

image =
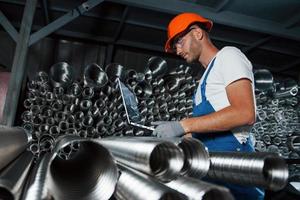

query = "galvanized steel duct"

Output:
[[0, 126, 31, 170], [99, 137, 184, 182], [165, 176, 234, 200], [115, 164, 187, 200], [207, 152, 289, 190]]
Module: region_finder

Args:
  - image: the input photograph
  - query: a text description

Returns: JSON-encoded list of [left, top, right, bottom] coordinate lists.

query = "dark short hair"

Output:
[[189, 22, 209, 32]]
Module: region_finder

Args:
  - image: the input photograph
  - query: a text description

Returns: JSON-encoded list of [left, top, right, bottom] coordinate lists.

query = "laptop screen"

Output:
[[118, 79, 142, 124]]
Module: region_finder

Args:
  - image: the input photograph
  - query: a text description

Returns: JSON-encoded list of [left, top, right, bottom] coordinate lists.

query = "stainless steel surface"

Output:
[[83, 63, 108, 88], [49, 62, 74, 89], [0, 151, 34, 200], [115, 164, 187, 200], [170, 137, 210, 178], [207, 152, 289, 191], [165, 176, 234, 200], [145, 57, 168, 79], [25, 135, 119, 200], [100, 137, 184, 182], [105, 63, 126, 82], [254, 69, 274, 92], [0, 126, 31, 170]]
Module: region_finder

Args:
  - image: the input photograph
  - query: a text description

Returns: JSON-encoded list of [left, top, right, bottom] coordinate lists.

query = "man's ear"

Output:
[[194, 28, 204, 40]]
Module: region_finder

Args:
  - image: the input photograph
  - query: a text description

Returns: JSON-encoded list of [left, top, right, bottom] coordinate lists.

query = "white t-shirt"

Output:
[[194, 46, 256, 144]]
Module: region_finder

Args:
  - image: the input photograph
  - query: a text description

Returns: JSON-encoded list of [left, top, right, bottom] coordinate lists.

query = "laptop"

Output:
[[117, 79, 155, 131]]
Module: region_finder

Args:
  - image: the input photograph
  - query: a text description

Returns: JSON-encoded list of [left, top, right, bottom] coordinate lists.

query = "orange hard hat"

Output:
[[165, 13, 213, 53]]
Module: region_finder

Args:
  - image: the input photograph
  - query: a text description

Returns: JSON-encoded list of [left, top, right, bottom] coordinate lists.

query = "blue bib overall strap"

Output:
[[192, 57, 264, 200]]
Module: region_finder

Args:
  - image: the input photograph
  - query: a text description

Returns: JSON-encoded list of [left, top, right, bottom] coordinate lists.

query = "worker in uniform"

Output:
[[152, 13, 264, 200]]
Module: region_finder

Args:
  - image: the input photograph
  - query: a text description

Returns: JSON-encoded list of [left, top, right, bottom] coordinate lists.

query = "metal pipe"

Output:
[[0, 126, 31, 170], [207, 152, 289, 190], [47, 135, 118, 200], [67, 82, 82, 97], [84, 63, 108, 89], [105, 63, 126, 83], [53, 86, 65, 99], [165, 176, 233, 200], [144, 56, 168, 79], [49, 62, 74, 89], [0, 151, 34, 200], [175, 138, 209, 178], [80, 100, 92, 112], [115, 164, 187, 200], [82, 87, 94, 100], [99, 137, 184, 182]]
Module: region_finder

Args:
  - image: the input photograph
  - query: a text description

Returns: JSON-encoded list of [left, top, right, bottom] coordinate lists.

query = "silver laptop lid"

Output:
[[117, 79, 143, 124]]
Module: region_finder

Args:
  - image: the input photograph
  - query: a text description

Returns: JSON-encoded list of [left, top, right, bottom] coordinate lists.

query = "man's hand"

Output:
[[151, 121, 185, 138]]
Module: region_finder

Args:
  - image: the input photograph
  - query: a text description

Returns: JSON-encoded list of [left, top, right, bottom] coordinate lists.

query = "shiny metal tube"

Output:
[[99, 137, 184, 182], [36, 71, 49, 83], [125, 69, 137, 80], [78, 130, 87, 138], [82, 116, 94, 128], [52, 99, 63, 112], [115, 164, 187, 200], [58, 121, 69, 133], [23, 99, 32, 109], [46, 118, 55, 127], [96, 126, 108, 137], [207, 152, 289, 190], [164, 76, 181, 93], [22, 122, 34, 134], [274, 87, 298, 98], [134, 81, 152, 98], [287, 136, 300, 153], [66, 128, 77, 136], [144, 56, 168, 79], [62, 95, 73, 105], [80, 100, 92, 112], [168, 137, 210, 178], [47, 135, 118, 200], [94, 99, 105, 109], [53, 86, 64, 99], [84, 63, 108, 88], [39, 124, 50, 133], [49, 62, 74, 89], [165, 176, 233, 200], [21, 111, 32, 123], [254, 69, 274, 92], [54, 111, 67, 123], [105, 63, 126, 82], [24, 153, 52, 200], [0, 126, 31, 170], [0, 151, 34, 200], [87, 106, 100, 119], [30, 143, 40, 155], [39, 134, 55, 152], [67, 82, 82, 97], [66, 115, 75, 124], [49, 126, 60, 137], [82, 87, 94, 100]]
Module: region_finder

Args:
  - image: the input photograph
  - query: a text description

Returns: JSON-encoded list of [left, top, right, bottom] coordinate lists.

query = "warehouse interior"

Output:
[[0, 0, 299, 200]]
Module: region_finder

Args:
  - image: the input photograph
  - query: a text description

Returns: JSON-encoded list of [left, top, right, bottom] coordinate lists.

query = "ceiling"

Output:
[[0, 0, 300, 80]]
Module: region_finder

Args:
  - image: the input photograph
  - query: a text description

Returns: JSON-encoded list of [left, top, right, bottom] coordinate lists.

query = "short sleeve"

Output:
[[217, 47, 253, 86]]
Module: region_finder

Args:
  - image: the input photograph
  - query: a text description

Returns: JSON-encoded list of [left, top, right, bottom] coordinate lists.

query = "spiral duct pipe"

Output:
[[99, 137, 184, 182], [207, 152, 289, 190]]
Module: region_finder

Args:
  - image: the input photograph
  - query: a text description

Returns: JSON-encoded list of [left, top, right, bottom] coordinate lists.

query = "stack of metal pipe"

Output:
[[20, 57, 196, 157], [252, 69, 300, 177]]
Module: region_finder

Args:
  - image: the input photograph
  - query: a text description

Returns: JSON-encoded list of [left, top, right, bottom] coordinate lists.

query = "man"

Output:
[[152, 13, 264, 199]]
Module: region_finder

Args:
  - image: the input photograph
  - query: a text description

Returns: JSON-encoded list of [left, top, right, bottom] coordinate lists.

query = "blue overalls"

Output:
[[192, 58, 264, 200]]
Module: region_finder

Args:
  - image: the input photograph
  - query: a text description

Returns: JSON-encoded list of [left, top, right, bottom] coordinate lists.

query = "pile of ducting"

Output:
[[0, 127, 290, 200], [1, 57, 295, 199], [21, 57, 196, 158], [252, 69, 300, 177]]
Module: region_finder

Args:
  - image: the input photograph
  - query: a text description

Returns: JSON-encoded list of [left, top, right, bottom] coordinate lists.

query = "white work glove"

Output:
[[151, 121, 185, 138]]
